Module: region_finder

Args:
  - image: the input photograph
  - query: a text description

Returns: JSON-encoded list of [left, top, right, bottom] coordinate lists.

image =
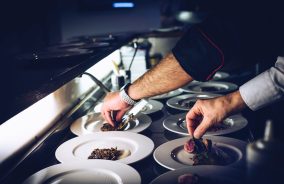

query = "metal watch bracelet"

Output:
[[119, 87, 137, 105]]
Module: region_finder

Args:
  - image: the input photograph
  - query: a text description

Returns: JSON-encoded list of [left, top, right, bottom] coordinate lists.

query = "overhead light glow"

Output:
[[178, 11, 193, 21], [113, 2, 135, 8]]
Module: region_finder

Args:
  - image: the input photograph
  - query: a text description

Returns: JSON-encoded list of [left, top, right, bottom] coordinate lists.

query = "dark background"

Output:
[[0, 0, 283, 140]]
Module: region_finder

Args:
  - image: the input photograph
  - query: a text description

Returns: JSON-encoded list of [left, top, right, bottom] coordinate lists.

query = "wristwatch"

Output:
[[119, 83, 138, 105]]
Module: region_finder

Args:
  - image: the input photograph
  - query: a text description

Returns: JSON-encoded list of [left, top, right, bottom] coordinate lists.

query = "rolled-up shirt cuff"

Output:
[[239, 70, 282, 111]]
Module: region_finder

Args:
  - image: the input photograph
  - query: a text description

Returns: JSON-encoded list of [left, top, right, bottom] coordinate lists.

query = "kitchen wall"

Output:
[[58, 0, 160, 42]]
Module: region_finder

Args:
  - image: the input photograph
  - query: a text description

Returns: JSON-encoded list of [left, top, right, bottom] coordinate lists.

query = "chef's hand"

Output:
[[186, 91, 246, 138], [101, 92, 132, 127]]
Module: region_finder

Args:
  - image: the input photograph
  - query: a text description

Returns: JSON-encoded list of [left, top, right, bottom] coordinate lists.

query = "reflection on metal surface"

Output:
[[0, 50, 121, 168], [0, 77, 91, 164], [176, 11, 207, 24]]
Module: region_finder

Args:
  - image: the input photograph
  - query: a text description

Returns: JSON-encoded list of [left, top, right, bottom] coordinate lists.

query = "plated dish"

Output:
[[150, 165, 243, 184], [163, 113, 248, 136], [70, 112, 152, 136], [55, 132, 154, 164], [166, 94, 221, 111], [180, 81, 238, 94], [150, 89, 183, 100], [153, 136, 246, 170], [23, 160, 141, 184]]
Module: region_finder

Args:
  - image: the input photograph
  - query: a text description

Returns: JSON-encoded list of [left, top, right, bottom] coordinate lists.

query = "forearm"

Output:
[[128, 53, 193, 100]]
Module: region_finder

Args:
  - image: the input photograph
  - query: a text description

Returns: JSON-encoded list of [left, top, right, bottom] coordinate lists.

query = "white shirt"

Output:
[[239, 56, 284, 111]]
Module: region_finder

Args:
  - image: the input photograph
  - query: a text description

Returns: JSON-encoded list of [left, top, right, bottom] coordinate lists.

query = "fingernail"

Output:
[[193, 132, 200, 139]]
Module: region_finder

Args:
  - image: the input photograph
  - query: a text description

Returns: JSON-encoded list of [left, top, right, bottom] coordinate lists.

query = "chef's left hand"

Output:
[[101, 92, 132, 127]]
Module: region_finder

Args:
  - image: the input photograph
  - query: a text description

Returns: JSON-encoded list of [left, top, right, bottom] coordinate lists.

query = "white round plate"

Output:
[[70, 112, 152, 136], [163, 113, 248, 136], [180, 81, 238, 94], [93, 102, 103, 112], [23, 160, 141, 184], [153, 136, 246, 170], [140, 99, 163, 115], [55, 132, 154, 164], [212, 71, 230, 81], [166, 93, 221, 111], [150, 89, 183, 100], [150, 165, 243, 184], [93, 101, 163, 115]]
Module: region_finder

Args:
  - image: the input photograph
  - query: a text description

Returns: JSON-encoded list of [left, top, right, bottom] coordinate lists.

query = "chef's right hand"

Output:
[[101, 91, 132, 127], [186, 97, 227, 139], [186, 91, 246, 139]]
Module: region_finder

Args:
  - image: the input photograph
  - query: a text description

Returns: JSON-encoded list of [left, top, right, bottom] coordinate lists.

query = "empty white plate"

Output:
[[166, 93, 221, 111], [150, 89, 183, 100], [181, 81, 238, 94], [153, 136, 246, 170], [55, 132, 154, 164], [163, 113, 248, 136], [23, 160, 141, 184], [150, 165, 243, 184], [70, 112, 152, 136]]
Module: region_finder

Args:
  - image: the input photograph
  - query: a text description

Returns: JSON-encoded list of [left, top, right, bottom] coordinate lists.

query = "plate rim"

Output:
[[166, 93, 221, 111], [150, 89, 183, 100], [180, 81, 238, 94], [23, 160, 141, 184], [150, 165, 244, 184], [212, 71, 230, 81], [55, 132, 154, 165], [141, 99, 164, 114]]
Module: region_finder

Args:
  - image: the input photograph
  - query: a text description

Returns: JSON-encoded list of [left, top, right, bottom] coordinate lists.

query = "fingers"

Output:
[[186, 100, 213, 139], [186, 118, 198, 137], [104, 110, 115, 127], [194, 117, 212, 139], [115, 108, 130, 122], [101, 92, 121, 126], [186, 105, 202, 137]]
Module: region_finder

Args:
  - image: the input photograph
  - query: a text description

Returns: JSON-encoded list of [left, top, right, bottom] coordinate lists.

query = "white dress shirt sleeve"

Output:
[[239, 56, 284, 111]]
